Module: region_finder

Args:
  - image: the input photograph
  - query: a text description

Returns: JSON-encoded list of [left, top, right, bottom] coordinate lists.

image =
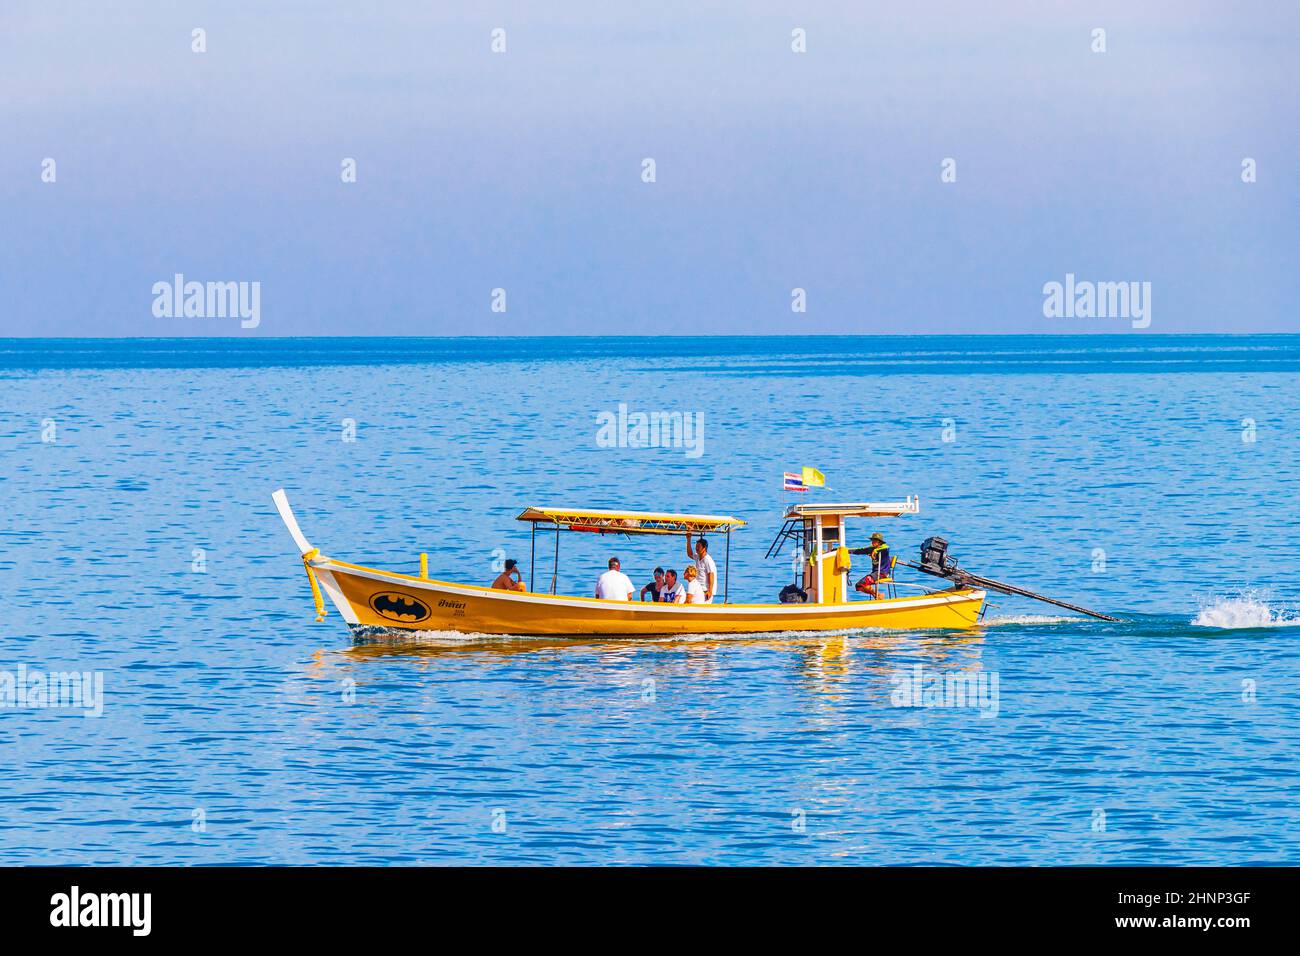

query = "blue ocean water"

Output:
[[1, 334, 1298, 865]]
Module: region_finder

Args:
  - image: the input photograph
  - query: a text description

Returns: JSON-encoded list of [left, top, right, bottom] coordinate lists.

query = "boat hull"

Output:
[[310, 559, 986, 637]]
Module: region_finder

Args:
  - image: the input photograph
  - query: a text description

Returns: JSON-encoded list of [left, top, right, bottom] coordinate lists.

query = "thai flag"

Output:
[[783, 472, 807, 492]]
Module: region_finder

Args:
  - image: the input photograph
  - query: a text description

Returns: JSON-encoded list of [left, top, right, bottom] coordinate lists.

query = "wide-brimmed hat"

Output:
[[870, 532, 885, 543]]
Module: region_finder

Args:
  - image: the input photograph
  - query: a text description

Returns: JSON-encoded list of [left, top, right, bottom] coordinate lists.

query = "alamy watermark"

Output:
[[1042, 273, 1150, 329], [595, 403, 704, 458], [1, 664, 104, 717], [890, 664, 999, 718], [152, 273, 260, 328], [50, 886, 150, 936]]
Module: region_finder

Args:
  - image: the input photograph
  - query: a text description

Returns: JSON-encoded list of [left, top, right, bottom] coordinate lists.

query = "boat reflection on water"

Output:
[[325, 625, 993, 702], [794, 629, 988, 697]]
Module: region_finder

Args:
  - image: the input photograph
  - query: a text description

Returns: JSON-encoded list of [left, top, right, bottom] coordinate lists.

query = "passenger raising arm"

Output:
[[684, 532, 718, 603]]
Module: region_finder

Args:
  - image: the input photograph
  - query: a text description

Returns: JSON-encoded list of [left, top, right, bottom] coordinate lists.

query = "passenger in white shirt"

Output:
[[682, 565, 706, 604], [684, 533, 718, 602], [595, 557, 635, 601], [660, 569, 685, 604]]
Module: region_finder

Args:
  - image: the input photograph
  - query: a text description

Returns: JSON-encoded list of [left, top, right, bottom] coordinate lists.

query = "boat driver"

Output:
[[854, 532, 891, 599]]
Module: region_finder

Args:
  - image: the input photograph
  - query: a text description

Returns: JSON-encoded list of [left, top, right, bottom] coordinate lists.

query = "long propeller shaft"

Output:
[[899, 560, 1120, 622]]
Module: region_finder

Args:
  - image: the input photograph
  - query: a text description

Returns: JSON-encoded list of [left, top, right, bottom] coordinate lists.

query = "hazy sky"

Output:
[[2, 1, 1296, 335]]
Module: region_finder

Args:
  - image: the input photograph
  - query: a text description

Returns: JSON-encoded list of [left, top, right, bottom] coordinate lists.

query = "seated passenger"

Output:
[[491, 558, 527, 591], [595, 557, 635, 601], [640, 567, 665, 602], [660, 569, 685, 604], [779, 583, 808, 604], [682, 565, 706, 604]]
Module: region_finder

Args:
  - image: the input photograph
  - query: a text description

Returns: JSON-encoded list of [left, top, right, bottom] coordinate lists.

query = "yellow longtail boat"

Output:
[[272, 489, 986, 638]]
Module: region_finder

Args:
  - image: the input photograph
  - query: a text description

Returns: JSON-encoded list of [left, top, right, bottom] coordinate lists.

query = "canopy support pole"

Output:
[[724, 528, 731, 604], [530, 521, 536, 593], [550, 521, 560, 594]]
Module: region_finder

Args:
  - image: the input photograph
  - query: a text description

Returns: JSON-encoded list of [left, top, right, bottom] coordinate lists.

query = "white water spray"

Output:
[[1192, 590, 1297, 629]]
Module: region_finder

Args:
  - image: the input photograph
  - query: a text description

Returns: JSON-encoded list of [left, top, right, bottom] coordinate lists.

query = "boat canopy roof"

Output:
[[782, 497, 920, 520], [517, 506, 746, 535]]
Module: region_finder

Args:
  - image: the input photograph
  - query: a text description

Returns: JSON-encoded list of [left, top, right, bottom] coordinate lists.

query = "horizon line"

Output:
[[2, 331, 1296, 342]]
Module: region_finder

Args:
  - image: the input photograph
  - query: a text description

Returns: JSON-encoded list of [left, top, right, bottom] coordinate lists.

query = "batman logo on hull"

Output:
[[369, 591, 431, 623]]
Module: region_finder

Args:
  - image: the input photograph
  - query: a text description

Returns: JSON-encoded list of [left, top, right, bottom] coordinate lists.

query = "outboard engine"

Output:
[[919, 536, 956, 577]]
